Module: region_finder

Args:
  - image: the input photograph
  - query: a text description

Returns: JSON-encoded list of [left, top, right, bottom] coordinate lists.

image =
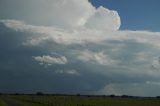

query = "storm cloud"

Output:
[[0, 0, 160, 96]]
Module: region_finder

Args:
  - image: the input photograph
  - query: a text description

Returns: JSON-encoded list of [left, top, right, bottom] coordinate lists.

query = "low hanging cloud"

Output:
[[33, 55, 68, 65], [95, 81, 160, 97], [78, 50, 118, 65], [1, 0, 160, 96], [55, 69, 80, 76]]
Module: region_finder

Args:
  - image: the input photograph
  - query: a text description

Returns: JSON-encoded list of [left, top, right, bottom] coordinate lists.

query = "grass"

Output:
[[10, 99, 44, 106], [1, 95, 160, 106], [9, 95, 160, 106], [0, 95, 44, 106], [0, 97, 7, 106]]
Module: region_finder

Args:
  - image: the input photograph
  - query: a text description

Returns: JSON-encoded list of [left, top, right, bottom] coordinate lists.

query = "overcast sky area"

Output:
[[0, 0, 160, 97]]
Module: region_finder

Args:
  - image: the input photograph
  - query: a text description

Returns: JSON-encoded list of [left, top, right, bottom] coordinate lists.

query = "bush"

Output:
[[36, 92, 44, 96], [110, 94, 115, 98], [156, 96, 160, 98], [76, 94, 81, 96]]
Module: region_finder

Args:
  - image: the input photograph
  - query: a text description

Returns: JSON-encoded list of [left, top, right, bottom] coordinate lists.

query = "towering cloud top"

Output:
[[0, 0, 121, 30], [85, 6, 121, 30], [46, 0, 121, 30]]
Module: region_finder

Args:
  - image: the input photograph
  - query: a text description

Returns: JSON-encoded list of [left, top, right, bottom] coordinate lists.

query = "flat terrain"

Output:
[[1, 95, 160, 106]]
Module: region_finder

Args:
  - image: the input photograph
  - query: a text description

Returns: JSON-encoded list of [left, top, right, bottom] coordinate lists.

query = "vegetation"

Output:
[[1, 94, 160, 106], [0, 97, 7, 106]]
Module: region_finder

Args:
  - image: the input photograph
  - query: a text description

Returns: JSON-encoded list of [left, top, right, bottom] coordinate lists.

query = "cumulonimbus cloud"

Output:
[[1, 0, 160, 96]]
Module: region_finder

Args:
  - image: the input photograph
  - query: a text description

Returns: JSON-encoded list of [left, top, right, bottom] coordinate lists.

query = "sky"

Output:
[[91, 0, 160, 31], [0, 0, 160, 97]]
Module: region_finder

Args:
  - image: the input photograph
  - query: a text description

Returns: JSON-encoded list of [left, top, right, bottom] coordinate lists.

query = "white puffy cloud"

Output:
[[85, 6, 121, 30], [33, 55, 68, 65], [0, 0, 95, 29], [78, 50, 118, 65], [43, 0, 96, 28], [0, 0, 120, 30]]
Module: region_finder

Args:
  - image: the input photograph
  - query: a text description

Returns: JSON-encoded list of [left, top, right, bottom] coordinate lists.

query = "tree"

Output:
[[36, 92, 44, 96], [110, 94, 115, 98]]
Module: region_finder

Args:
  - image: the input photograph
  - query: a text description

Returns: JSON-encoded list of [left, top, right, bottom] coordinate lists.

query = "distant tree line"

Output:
[[1, 92, 160, 99]]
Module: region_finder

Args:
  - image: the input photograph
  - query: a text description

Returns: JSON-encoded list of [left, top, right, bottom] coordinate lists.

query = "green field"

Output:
[[0, 98, 7, 106], [1, 95, 160, 106]]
